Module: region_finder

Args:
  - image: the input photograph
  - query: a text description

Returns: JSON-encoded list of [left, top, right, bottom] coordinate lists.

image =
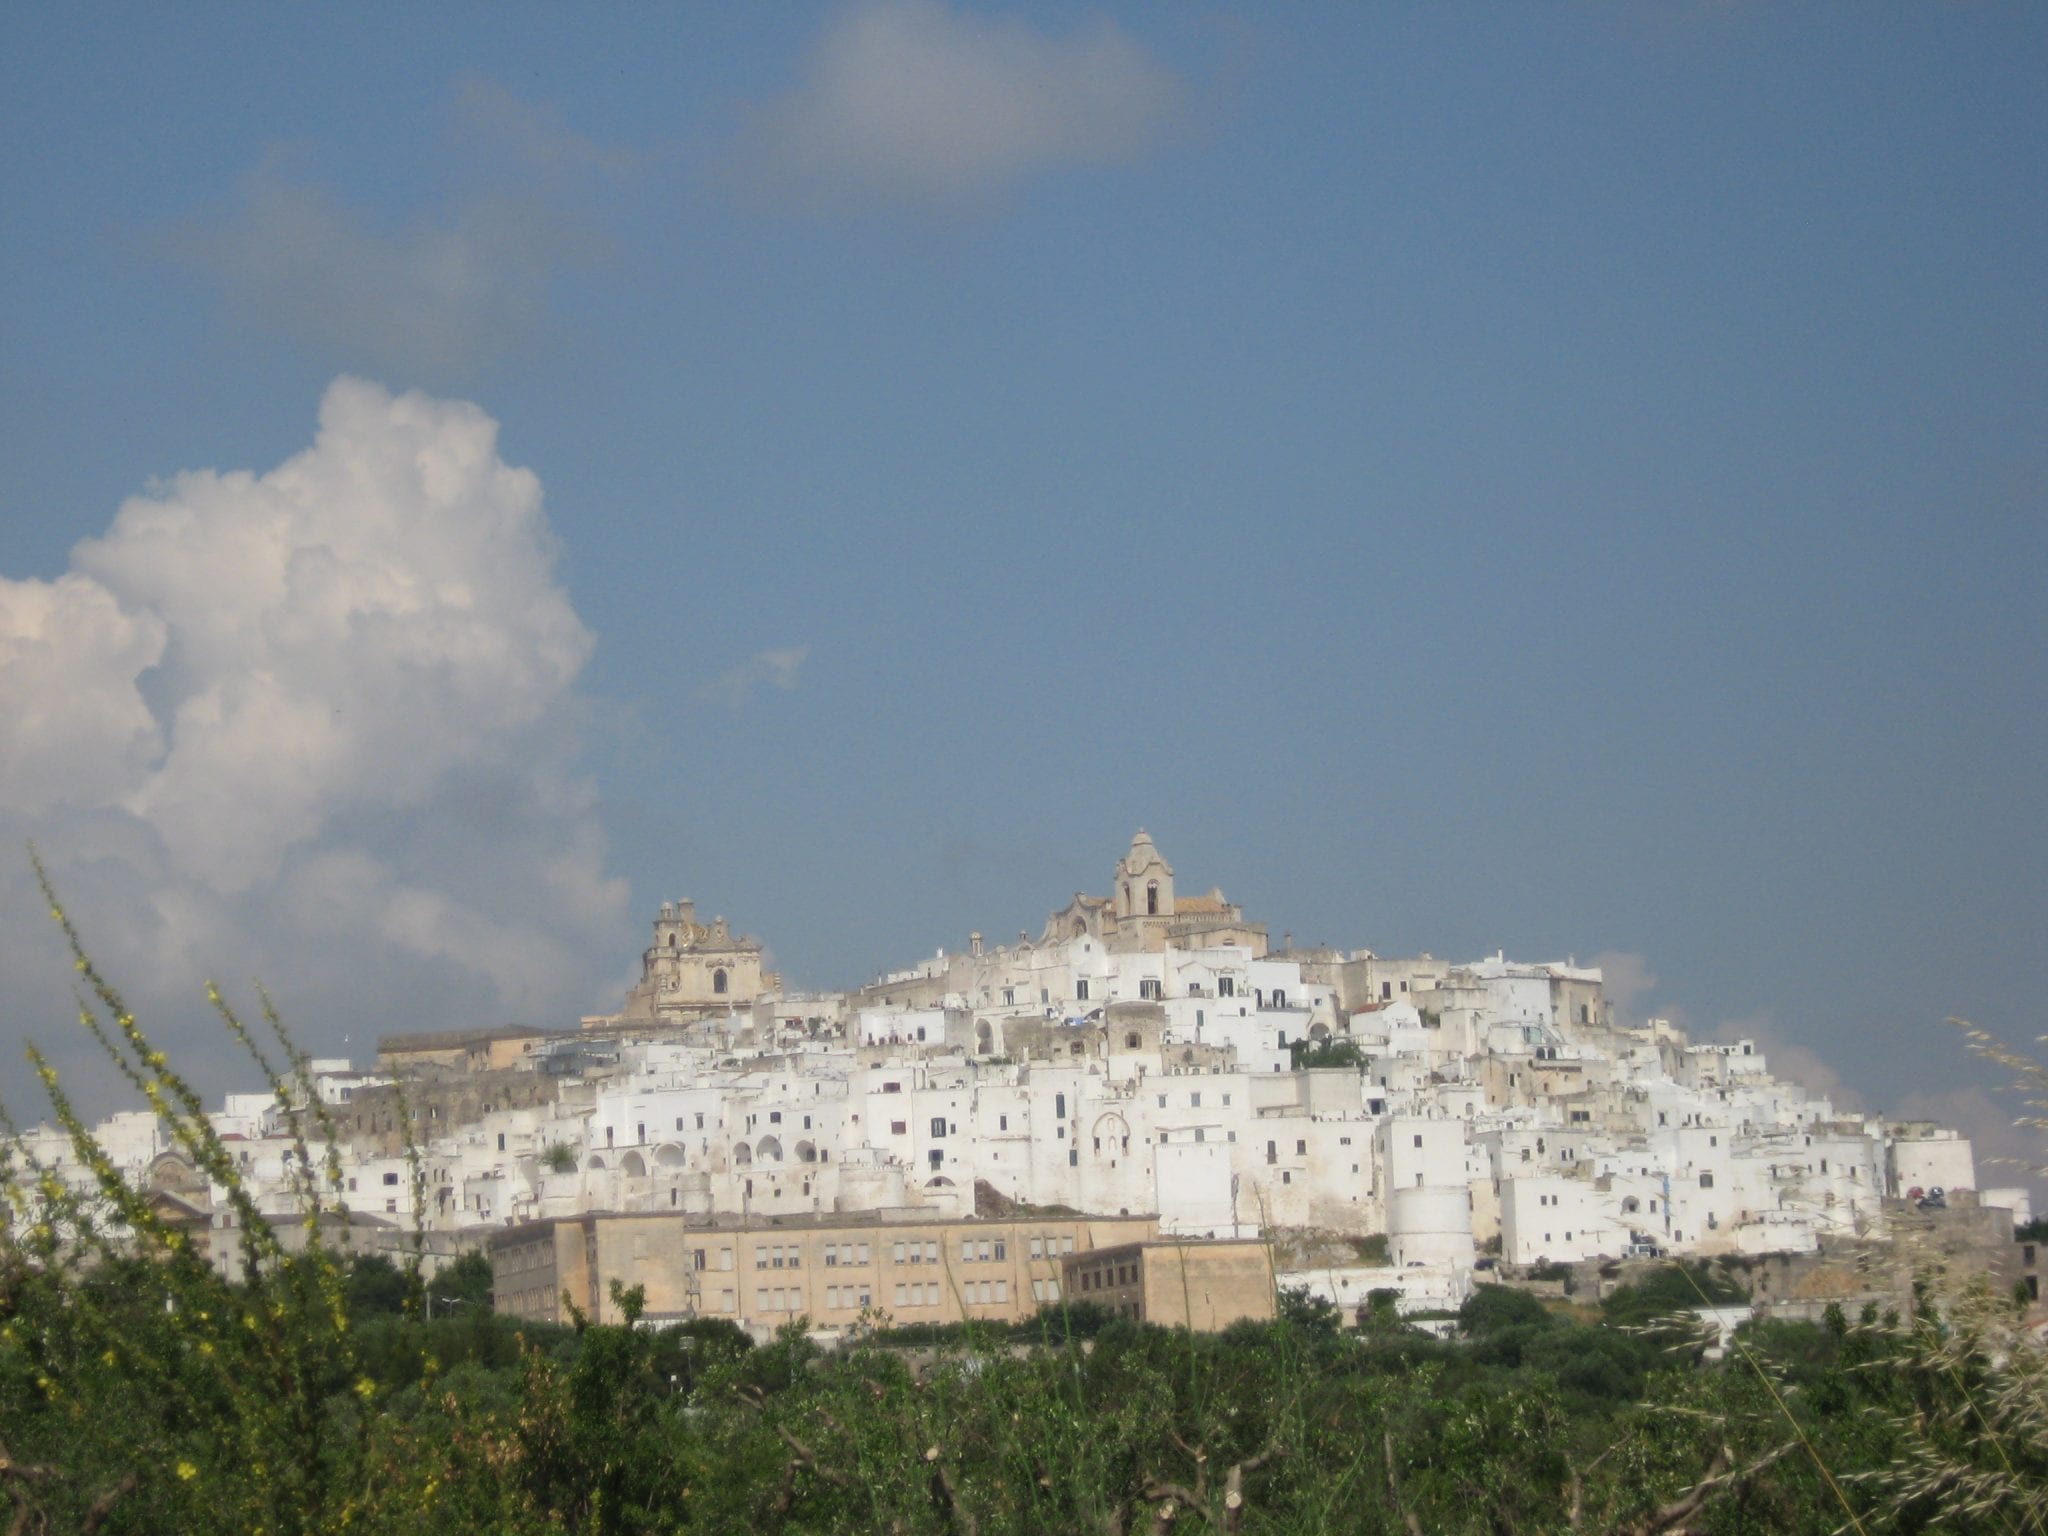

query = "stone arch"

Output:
[[976, 1020, 994, 1054], [1309, 1022, 1330, 1041], [622, 1150, 647, 1178], [1621, 1195, 1641, 1214], [926, 1175, 955, 1188], [586, 1154, 607, 1172], [755, 1135, 783, 1163], [1071, 917, 1088, 939], [654, 1143, 686, 1168], [713, 968, 728, 995], [1091, 1112, 1131, 1157], [796, 1140, 817, 1164], [732, 1142, 752, 1166]]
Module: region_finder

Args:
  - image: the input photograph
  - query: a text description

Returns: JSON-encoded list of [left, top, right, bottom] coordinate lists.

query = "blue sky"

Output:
[[2, 4, 2043, 1159]]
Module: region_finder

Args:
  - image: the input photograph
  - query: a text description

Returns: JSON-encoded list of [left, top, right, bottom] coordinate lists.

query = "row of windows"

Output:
[[1075, 1264, 1136, 1292], [716, 1233, 1084, 1273]]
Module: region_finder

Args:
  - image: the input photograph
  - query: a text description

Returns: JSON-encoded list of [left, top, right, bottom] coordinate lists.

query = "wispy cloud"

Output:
[[707, 645, 811, 707], [723, 0, 1185, 212], [160, 78, 627, 379]]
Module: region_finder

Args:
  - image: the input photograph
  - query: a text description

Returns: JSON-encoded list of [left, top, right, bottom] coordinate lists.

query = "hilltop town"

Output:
[[17, 832, 2030, 1334]]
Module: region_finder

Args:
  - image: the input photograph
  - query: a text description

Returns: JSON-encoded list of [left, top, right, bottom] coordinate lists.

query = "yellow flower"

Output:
[[177, 1461, 198, 1482], [354, 1377, 376, 1401]]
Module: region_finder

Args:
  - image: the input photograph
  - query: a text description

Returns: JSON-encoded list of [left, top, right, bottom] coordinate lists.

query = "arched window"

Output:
[[712, 968, 728, 995], [1146, 881, 1158, 915]]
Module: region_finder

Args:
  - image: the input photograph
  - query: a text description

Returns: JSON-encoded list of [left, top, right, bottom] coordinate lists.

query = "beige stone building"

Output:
[[1063, 1238, 1277, 1331], [1044, 831, 1267, 955], [492, 1208, 1158, 1331], [603, 899, 778, 1027], [376, 1026, 548, 1074]]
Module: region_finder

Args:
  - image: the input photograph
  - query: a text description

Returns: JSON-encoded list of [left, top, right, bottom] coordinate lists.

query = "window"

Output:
[[712, 968, 728, 994], [1139, 979, 1161, 1000], [497, 1132, 506, 1151], [891, 1121, 908, 1136], [382, 1172, 400, 1186], [825, 1245, 838, 1267], [893, 1242, 907, 1263], [925, 1242, 938, 1263], [895, 1284, 908, 1306], [1146, 882, 1159, 915], [930, 1116, 948, 1139], [1700, 1172, 1715, 1189], [1413, 1134, 1423, 1148], [1220, 977, 1234, 997], [1076, 980, 1089, 1000], [1055, 1093, 1067, 1119], [1190, 1092, 1201, 1108], [1297, 1140, 1307, 1155]]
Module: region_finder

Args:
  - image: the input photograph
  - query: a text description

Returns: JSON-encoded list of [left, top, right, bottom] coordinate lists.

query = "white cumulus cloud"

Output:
[[726, 0, 1185, 210], [0, 379, 628, 1105]]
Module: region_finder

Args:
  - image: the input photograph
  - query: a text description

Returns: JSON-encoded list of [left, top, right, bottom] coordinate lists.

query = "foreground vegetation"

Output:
[[5, 883, 2046, 1533]]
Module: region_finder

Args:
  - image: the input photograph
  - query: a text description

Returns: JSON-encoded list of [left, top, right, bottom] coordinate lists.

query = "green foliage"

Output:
[[539, 1141, 578, 1175], [429, 1249, 494, 1313], [1600, 1259, 1747, 1333], [1287, 1036, 1365, 1070], [1458, 1282, 1552, 1336], [346, 1253, 416, 1318], [1276, 1284, 1343, 1337]]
